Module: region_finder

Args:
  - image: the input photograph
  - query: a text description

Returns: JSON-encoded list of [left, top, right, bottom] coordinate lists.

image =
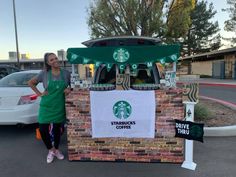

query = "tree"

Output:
[[223, 0, 236, 45], [87, 0, 166, 38], [182, 0, 221, 56], [87, 0, 221, 56], [166, 0, 196, 40]]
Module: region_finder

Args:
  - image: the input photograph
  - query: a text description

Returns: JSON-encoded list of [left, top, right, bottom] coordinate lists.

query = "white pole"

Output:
[[70, 64, 77, 89], [72, 64, 75, 75], [12, 0, 20, 69], [181, 101, 197, 170], [173, 62, 176, 72]]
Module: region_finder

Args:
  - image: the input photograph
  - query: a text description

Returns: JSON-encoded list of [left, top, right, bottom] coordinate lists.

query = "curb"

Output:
[[204, 125, 236, 137], [199, 82, 236, 88], [177, 80, 236, 88], [200, 96, 236, 111], [200, 96, 236, 137]]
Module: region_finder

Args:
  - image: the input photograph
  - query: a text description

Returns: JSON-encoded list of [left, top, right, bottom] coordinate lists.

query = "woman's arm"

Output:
[[64, 70, 72, 96], [28, 77, 45, 96]]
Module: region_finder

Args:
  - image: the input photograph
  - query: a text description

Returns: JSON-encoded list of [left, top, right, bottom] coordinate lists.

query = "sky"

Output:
[[0, 0, 234, 60]]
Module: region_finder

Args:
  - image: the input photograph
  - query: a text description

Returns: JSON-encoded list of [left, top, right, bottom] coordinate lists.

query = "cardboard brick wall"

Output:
[[66, 88, 184, 163]]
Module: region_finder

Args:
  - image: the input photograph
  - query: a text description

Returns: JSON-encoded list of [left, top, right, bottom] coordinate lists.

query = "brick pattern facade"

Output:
[[66, 88, 184, 163]]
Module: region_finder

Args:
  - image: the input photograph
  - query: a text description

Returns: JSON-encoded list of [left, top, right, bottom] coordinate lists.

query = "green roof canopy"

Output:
[[67, 45, 180, 66]]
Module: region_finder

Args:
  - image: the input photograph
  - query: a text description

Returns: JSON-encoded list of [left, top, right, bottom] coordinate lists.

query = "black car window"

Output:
[[9, 67, 19, 73], [0, 73, 37, 87], [131, 68, 154, 84], [91, 39, 156, 47], [98, 65, 116, 84], [96, 64, 155, 84], [0, 68, 8, 79]]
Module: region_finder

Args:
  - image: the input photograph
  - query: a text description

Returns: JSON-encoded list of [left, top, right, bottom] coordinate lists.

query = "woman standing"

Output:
[[28, 52, 71, 163]]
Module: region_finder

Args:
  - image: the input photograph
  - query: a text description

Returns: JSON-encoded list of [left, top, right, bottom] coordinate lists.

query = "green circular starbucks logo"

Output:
[[113, 101, 132, 119], [71, 54, 78, 61], [113, 48, 130, 63]]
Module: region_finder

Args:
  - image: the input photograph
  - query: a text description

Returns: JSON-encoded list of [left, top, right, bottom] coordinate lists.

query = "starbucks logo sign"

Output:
[[113, 48, 130, 63], [113, 101, 132, 119]]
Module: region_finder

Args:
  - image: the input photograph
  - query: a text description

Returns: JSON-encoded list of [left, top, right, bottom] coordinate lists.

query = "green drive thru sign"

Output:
[[67, 45, 180, 69]]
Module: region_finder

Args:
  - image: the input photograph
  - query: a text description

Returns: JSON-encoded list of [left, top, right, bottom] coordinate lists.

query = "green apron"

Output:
[[38, 69, 67, 124]]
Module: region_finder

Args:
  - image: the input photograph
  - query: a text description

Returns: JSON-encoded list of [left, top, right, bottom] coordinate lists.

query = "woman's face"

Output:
[[47, 54, 60, 68]]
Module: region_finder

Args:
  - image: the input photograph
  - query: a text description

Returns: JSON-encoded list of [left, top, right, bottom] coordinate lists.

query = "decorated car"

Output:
[[65, 36, 189, 165], [67, 36, 179, 90]]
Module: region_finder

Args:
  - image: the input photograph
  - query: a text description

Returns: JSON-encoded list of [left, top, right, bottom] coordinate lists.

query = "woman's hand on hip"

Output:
[[64, 88, 71, 96], [38, 91, 48, 97]]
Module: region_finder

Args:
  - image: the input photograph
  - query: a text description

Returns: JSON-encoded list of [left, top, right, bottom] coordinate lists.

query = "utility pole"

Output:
[[62, 50, 65, 68], [12, 0, 20, 69]]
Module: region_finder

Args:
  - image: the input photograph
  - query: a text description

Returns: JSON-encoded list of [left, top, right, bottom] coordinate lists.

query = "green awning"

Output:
[[67, 45, 180, 66]]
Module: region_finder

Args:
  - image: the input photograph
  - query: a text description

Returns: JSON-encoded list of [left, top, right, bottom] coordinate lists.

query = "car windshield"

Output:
[[97, 64, 155, 84], [131, 68, 154, 84], [0, 73, 37, 87]]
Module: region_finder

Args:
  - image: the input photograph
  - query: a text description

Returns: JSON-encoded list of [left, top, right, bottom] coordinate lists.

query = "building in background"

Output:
[[179, 47, 236, 79], [8, 51, 18, 60], [57, 49, 66, 61], [21, 53, 30, 59], [9, 51, 31, 60], [2, 50, 94, 79]]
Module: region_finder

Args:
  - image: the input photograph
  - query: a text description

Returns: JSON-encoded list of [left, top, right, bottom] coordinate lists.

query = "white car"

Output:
[[0, 70, 43, 125]]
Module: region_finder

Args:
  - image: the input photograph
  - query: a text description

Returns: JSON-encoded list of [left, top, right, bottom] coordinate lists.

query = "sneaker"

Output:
[[54, 150, 64, 160], [47, 150, 55, 163]]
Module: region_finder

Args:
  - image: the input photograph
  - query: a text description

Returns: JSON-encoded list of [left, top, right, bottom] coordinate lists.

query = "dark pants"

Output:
[[39, 123, 61, 150]]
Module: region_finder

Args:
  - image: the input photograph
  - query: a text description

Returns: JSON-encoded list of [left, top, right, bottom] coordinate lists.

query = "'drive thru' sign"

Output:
[[174, 119, 204, 142]]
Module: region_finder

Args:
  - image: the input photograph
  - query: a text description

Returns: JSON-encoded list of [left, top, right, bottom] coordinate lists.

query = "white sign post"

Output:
[[181, 101, 197, 170]]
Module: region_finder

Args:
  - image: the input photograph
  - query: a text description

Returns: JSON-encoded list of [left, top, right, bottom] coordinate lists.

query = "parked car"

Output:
[[0, 70, 43, 125], [0, 64, 20, 79]]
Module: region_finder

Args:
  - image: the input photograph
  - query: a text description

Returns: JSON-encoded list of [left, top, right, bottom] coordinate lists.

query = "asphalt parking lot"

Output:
[[0, 124, 236, 177]]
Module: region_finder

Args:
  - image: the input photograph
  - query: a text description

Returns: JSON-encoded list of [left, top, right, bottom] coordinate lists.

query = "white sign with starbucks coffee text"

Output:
[[90, 90, 156, 138]]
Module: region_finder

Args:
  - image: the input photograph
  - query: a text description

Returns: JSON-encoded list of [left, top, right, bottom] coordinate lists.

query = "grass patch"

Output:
[[194, 103, 212, 121]]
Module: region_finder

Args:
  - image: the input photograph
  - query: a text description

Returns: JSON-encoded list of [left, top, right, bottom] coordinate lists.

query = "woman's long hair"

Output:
[[44, 52, 55, 71]]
